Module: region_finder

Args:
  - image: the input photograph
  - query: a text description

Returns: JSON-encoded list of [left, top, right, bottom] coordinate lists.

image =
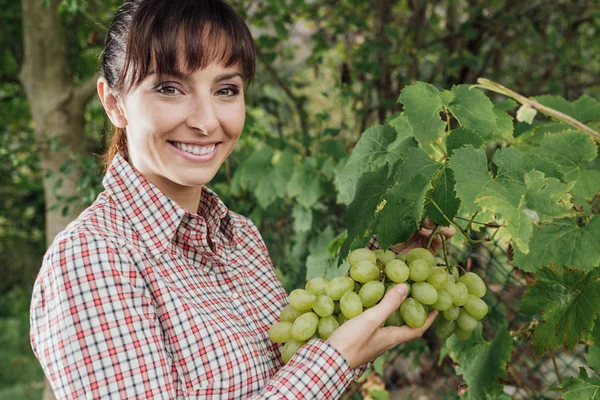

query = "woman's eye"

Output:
[[154, 82, 181, 96], [217, 86, 240, 97]]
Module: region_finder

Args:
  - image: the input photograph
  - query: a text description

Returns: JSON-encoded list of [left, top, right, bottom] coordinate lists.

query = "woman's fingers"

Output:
[[359, 284, 409, 328], [376, 310, 438, 348]]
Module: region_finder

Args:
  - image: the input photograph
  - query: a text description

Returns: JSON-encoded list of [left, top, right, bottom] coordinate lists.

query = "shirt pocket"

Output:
[[166, 316, 253, 394]]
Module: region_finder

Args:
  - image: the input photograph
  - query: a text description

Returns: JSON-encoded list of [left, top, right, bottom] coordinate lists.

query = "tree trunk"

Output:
[[19, 0, 99, 398]]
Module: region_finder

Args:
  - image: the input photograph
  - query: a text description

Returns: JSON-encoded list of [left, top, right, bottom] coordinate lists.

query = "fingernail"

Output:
[[394, 284, 408, 297]]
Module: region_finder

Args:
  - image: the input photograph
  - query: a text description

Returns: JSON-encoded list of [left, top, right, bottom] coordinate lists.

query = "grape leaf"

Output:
[[491, 105, 514, 141], [445, 127, 484, 156], [287, 157, 326, 208], [558, 368, 600, 399], [520, 268, 600, 354], [523, 170, 574, 222], [338, 163, 398, 264], [335, 125, 404, 204], [235, 146, 274, 190], [535, 95, 600, 123], [255, 149, 294, 208], [586, 345, 600, 371], [448, 85, 498, 136], [513, 216, 600, 273], [448, 145, 491, 215], [393, 137, 441, 182], [292, 204, 312, 233], [378, 174, 431, 249], [398, 82, 448, 143], [387, 114, 413, 143], [537, 130, 600, 205], [426, 168, 459, 225], [447, 325, 512, 400]]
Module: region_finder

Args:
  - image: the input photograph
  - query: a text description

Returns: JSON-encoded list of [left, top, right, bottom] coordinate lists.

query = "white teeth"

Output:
[[173, 141, 216, 156]]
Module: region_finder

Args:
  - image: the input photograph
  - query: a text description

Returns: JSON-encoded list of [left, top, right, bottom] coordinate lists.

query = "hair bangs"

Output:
[[118, 0, 255, 93]]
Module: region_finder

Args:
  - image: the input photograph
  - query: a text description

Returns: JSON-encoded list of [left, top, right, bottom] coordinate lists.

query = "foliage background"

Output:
[[1, 0, 599, 398]]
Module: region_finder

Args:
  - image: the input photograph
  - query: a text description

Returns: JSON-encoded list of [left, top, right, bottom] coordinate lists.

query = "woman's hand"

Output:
[[326, 284, 437, 369], [390, 217, 456, 256]]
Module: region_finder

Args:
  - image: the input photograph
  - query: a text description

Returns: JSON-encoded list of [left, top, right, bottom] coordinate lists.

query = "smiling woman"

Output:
[[29, 1, 441, 399]]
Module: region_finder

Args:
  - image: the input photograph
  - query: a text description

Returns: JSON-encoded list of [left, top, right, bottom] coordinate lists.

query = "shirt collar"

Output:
[[102, 153, 237, 256]]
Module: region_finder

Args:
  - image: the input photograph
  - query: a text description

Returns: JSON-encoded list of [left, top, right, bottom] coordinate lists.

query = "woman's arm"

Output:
[[30, 233, 177, 400]]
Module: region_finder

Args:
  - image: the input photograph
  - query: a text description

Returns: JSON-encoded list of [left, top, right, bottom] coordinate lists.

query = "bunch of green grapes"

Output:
[[268, 247, 489, 363]]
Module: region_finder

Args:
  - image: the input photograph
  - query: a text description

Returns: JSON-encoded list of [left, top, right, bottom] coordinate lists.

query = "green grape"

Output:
[[358, 281, 385, 307], [281, 339, 306, 363], [444, 282, 468, 306], [411, 282, 439, 305], [268, 322, 292, 343], [435, 256, 446, 266], [348, 248, 377, 266], [459, 272, 487, 298], [289, 289, 317, 311], [291, 312, 319, 341], [442, 305, 460, 321], [454, 326, 473, 341], [305, 277, 329, 296], [340, 292, 363, 319], [435, 318, 456, 339], [447, 274, 456, 284], [451, 266, 460, 281], [464, 295, 488, 320], [384, 309, 404, 327], [409, 259, 431, 282], [385, 259, 410, 283], [312, 295, 335, 317], [350, 261, 379, 283], [427, 267, 449, 290], [406, 247, 435, 266], [326, 276, 355, 300], [377, 249, 397, 265], [400, 298, 427, 328], [337, 313, 349, 325], [396, 253, 407, 262], [432, 289, 453, 311], [317, 315, 339, 340], [456, 308, 477, 332], [279, 304, 306, 323]]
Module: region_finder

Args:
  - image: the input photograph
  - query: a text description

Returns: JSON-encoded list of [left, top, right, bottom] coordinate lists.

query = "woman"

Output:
[[30, 0, 453, 398]]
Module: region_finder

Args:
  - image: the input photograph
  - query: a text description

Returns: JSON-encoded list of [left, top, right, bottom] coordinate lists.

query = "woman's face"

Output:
[[117, 61, 246, 191]]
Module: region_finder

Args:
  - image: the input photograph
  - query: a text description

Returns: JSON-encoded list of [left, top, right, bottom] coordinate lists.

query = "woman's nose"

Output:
[[186, 96, 219, 135]]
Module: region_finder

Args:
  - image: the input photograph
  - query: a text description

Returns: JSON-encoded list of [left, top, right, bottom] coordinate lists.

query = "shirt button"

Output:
[[231, 292, 239, 299]]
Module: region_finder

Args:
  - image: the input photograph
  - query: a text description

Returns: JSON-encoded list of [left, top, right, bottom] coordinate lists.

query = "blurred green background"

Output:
[[1, 0, 599, 398]]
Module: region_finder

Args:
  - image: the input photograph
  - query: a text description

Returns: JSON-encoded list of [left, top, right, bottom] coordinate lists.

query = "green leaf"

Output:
[[255, 150, 294, 208], [292, 204, 312, 233], [520, 268, 600, 354], [373, 353, 388, 376], [370, 389, 390, 400], [447, 325, 512, 400], [378, 174, 431, 249], [492, 105, 515, 141], [445, 127, 484, 156], [523, 170, 574, 222], [287, 157, 326, 208], [513, 216, 600, 273], [387, 114, 413, 143], [448, 145, 491, 215], [448, 85, 498, 136], [538, 130, 600, 205], [426, 168, 459, 225], [335, 125, 404, 204], [398, 82, 447, 143], [338, 163, 397, 264], [586, 345, 600, 371], [561, 376, 600, 400]]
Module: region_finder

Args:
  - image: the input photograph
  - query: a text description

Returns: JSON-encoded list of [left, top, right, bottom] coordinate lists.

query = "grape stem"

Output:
[[475, 78, 600, 143], [440, 233, 450, 268], [454, 216, 505, 228], [550, 350, 563, 384], [429, 200, 470, 241], [465, 212, 479, 232], [426, 225, 441, 249]]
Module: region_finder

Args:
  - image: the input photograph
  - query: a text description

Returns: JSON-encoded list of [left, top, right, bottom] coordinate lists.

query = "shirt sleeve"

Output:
[[242, 220, 368, 399], [30, 233, 176, 400]]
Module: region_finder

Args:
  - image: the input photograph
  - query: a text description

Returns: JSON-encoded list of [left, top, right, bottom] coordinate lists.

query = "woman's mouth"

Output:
[[168, 140, 221, 162]]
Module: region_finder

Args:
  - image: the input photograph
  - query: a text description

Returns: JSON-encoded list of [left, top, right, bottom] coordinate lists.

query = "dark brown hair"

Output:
[[100, 0, 256, 170]]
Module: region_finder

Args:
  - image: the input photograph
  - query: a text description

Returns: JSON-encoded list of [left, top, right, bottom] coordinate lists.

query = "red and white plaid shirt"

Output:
[[31, 153, 371, 399]]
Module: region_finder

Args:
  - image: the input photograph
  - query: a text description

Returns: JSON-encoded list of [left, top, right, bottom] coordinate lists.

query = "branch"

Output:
[[255, 46, 310, 155], [476, 78, 600, 142]]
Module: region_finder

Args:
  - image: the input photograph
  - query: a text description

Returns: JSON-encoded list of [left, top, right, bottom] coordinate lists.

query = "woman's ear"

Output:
[[97, 77, 128, 128]]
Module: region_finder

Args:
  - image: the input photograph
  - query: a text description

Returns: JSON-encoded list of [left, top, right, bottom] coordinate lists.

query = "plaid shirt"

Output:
[[30, 153, 374, 399]]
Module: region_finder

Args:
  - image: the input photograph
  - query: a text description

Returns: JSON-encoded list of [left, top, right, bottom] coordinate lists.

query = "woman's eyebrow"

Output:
[[147, 70, 243, 83]]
